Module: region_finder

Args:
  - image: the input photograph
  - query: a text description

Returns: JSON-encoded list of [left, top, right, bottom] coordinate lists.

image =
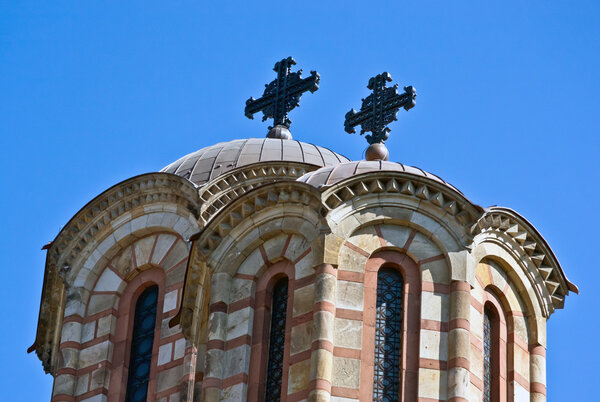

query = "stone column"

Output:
[[308, 263, 337, 402], [448, 280, 471, 401], [202, 272, 231, 401], [530, 345, 547, 402]]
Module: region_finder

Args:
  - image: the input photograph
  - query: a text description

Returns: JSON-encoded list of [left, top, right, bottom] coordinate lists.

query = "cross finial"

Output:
[[245, 57, 320, 139], [344, 72, 416, 160]]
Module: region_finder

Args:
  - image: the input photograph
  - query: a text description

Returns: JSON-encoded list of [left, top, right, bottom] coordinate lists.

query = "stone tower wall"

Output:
[[35, 167, 572, 402]]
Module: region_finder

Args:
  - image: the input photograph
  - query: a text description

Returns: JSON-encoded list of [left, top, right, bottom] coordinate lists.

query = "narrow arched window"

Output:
[[126, 285, 158, 402], [373, 268, 404, 401], [483, 309, 492, 402], [265, 277, 289, 401]]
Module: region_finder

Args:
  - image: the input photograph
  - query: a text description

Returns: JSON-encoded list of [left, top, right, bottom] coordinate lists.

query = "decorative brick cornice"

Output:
[[198, 161, 315, 223], [472, 207, 578, 310], [49, 173, 199, 274], [193, 181, 325, 256], [31, 172, 200, 374], [321, 171, 483, 232]]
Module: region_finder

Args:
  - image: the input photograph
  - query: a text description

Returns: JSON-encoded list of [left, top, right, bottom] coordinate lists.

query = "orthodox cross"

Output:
[[344, 72, 416, 160], [245, 57, 320, 139]]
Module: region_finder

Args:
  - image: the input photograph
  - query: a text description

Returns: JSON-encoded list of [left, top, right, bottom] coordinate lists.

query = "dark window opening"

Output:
[[373, 268, 404, 402], [265, 277, 289, 401], [126, 285, 158, 402]]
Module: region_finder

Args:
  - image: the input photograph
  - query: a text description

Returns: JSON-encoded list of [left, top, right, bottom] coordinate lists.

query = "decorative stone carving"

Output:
[[472, 207, 578, 310]]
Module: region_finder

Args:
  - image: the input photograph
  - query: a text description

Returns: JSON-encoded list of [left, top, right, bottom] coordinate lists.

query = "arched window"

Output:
[[483, 308, 493, 402], [373, 268, 404, 401], [483, 302, 505, 402], [126, 285, 159, 402], [264, 277, 289, 401]]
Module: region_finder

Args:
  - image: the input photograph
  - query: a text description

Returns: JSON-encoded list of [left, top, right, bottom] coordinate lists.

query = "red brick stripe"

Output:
[[206, 339, 225, 350], [419, 358, 447, 370], [333, 347, 361, 359], [422, 281, 450, 294], [209, 301, 227, 313], [311, 339, 334, 353], [225, 335, 251, 351], [289, 349, 312, 365], [222, 372, 248, 388], [451, 281, 471, 292], [531, 382, 547, 395], [309, 378, 332, 392], [374, 225, 387, 248], [228, 297, 253, 313], [403, 229, 418, 249], [449, 318, 469, 331], [335, 308, 362, 321], [294, 247, 312, 264], [419, 254, 445, 265], [509, 370, 530, 391], [343, 241, 370, 257], [448, 356, 469, 370], [331, 386, 359, 399], [337, 270, 364, 283], [280, 234, 293, 258], [530, 345, 546, 357], [295, 273, 315, 289], [421, 319, 449, 332]]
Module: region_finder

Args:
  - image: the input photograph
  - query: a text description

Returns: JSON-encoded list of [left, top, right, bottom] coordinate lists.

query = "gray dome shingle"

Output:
[[297, 160, 462, 194], [161, 138, 350, 186]]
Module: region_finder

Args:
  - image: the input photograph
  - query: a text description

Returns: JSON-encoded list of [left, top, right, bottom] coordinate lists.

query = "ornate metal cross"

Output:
[[344, 72, 416, 145], [245, 57, 320, 139]]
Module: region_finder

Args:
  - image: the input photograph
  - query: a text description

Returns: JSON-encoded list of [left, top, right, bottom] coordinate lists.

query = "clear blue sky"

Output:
[[1, 1, 598, 400]]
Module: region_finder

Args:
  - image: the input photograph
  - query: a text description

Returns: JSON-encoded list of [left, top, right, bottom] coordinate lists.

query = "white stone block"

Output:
[[130, 215, 149, 235], [134, 236, 155, 267], [94, 269, 123, 292], [335, 281, 364, 311], [96, 315, 115, 337], [226, 307, 253, 341], [158, 342, 173, 365], [173, 216, 191, 235], [173, 338, 186, 360], [420, 329, 448, 361], [81, 394, 107, 402], [151, 233, 177, 265], [407, 232, 441, 262], [221, 382, 247, 402], [421, 291, 449, 323], [514, 383, 530, 402], [237, 249, 263, 276], [163, 289, 178, 313], [96, 234, 116, 257], [82, 321, 96, 343], [61, 321, 82, 343], [78, 340, 113, 368], [379, 224, 411, 248], [419, 367, 448, 400], [334, 318, 362, 349]]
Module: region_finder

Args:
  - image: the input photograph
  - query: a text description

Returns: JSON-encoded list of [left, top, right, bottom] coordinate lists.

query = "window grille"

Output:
[[483, 310, 492, 402], [265, 278, 289, 401], [126, 285, 158, 402], [373, 268, 404, 402]]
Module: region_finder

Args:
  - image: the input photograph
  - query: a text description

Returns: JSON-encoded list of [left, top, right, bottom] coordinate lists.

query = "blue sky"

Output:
[[1, 1, 598, 400]]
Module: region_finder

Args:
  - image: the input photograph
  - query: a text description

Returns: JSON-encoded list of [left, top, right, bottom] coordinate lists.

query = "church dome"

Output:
[[297, 159, 462, 194], [161, 138, 350, 186]]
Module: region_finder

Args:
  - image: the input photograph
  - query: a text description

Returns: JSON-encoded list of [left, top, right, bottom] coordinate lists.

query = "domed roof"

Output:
[[297, 160, 462, 194], [161, 138, 350, 186]]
